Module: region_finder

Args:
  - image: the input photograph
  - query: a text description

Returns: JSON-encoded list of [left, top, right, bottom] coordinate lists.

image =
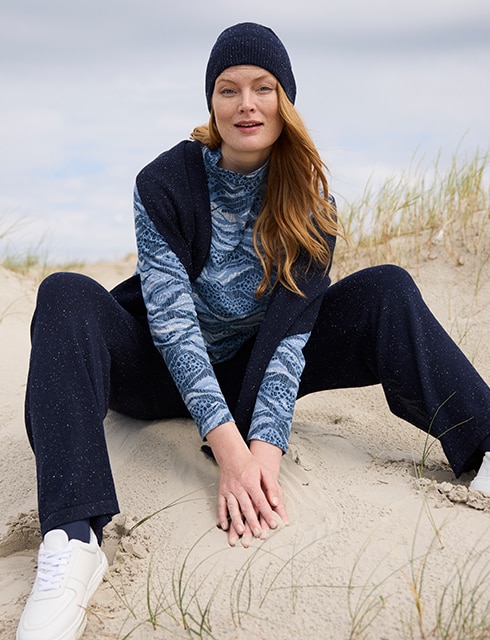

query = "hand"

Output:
[[229, 439, 289, 547], [206, 423, 287, 546]]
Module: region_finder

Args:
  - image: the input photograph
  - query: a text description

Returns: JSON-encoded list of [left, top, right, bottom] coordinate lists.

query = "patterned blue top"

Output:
[[134, 145, 309, 451]]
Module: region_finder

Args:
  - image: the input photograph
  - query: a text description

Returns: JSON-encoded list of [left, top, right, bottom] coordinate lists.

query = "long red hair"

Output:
[[191, 84, 343, 296]]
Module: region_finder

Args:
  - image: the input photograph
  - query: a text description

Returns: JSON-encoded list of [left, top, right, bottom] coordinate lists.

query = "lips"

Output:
[[235, 121, 262, 128]]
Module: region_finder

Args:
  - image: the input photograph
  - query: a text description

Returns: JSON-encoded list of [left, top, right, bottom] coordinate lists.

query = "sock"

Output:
[[58, 519, 91, 543]]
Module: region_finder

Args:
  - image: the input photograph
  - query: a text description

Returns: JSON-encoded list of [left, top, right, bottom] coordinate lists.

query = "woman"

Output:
[[17, 22, 490, 640]]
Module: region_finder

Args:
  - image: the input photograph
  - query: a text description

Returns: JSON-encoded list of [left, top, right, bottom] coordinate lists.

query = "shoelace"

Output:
[[36, 546, 73, 591]]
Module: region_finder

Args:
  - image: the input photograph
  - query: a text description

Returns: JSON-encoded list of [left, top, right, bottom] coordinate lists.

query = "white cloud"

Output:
[[1, 0, 489, 261]]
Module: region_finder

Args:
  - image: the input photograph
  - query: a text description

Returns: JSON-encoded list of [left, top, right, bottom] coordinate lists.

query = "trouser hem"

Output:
[[41, 500, 119, 540]]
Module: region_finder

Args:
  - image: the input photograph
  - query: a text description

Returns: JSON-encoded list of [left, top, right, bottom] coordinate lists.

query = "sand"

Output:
[[1, 250, 490, 639]]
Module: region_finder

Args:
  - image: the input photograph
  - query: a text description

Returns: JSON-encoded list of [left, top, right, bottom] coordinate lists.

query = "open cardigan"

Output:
[[111, 140, 336, 439]]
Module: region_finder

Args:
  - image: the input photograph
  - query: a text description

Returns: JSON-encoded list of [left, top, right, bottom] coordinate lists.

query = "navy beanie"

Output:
[[205, 22, 296, 110]]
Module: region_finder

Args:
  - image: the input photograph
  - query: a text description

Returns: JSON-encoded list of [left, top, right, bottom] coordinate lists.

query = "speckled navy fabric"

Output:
[[25, 264, 490, 540], [135, 146, 308, 449]]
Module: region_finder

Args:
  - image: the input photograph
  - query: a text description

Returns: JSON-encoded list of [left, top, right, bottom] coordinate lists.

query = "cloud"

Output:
[[1, 0, 489, 261]]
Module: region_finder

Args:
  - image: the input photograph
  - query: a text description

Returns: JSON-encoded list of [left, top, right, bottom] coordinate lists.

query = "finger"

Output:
[[240, 522, 253, 548], [217, 494, 230, 531], [266, 486, 288, 526], [267, 479, 289, 525], [244, 484, 278, 532], [258, 515, 270, 540], [228, 521, 240, 547], [237, 493, 264, 538], [263, 483, 280, 509], [260, 472, 287, 527], [226, 494, 245, 535], [273, 498, 289, 526]]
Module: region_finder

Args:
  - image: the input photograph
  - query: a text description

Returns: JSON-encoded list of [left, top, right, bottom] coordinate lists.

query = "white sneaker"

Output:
[[16, 528, 108, 640], [470, 452, 490, 496]]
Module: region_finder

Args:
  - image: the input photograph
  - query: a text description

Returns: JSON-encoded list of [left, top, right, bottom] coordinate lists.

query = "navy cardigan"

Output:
[[111, 140, 336, 439]]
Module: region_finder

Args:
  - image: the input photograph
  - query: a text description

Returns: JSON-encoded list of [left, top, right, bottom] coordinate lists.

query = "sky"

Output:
[[1, 0, 490, 262]]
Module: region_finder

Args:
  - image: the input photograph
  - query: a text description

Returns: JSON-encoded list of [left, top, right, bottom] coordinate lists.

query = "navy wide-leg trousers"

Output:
[[25, 265, 490, 540]]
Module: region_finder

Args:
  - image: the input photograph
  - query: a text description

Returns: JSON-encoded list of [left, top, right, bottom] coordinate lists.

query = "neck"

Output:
[[218, 148, 270, 174]]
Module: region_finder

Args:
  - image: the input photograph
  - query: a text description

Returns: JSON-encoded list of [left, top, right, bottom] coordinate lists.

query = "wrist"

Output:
[[249, 439, 282, 474], [206, 421, 249, 467]]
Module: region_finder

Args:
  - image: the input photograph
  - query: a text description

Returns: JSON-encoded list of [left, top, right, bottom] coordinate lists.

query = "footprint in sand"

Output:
[[0, 511, 41, 557]]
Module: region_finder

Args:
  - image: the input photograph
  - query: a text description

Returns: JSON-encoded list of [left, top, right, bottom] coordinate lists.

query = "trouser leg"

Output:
[[299, 265, 490, 476], [25, 272, 187, 540]]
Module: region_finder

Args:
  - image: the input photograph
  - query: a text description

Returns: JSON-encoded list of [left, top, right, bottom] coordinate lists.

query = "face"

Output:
[[212, 65, 284, 173]]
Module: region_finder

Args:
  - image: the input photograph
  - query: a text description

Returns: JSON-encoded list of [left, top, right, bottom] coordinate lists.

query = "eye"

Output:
[[257, 85, 274, 93], [219, 88, 236, 95]]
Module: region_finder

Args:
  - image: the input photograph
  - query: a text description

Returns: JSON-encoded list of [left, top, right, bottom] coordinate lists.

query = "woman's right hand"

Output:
[[206, 422, 286, 546]]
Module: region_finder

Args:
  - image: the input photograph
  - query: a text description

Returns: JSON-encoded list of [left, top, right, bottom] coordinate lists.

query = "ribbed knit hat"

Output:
[[205, 22, 296, 110]]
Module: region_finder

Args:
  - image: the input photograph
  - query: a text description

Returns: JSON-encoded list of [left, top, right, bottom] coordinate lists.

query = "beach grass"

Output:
[[332, 148, 489, 282], [101, 481, 490, 640], [0, 215, 84, 278]]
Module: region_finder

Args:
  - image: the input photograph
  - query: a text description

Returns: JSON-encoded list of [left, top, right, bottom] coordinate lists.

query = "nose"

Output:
[[239, 89, 256, 112]]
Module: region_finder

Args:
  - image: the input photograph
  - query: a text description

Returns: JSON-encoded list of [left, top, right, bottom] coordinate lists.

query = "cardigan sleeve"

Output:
[[134, 187, 234, 438]]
